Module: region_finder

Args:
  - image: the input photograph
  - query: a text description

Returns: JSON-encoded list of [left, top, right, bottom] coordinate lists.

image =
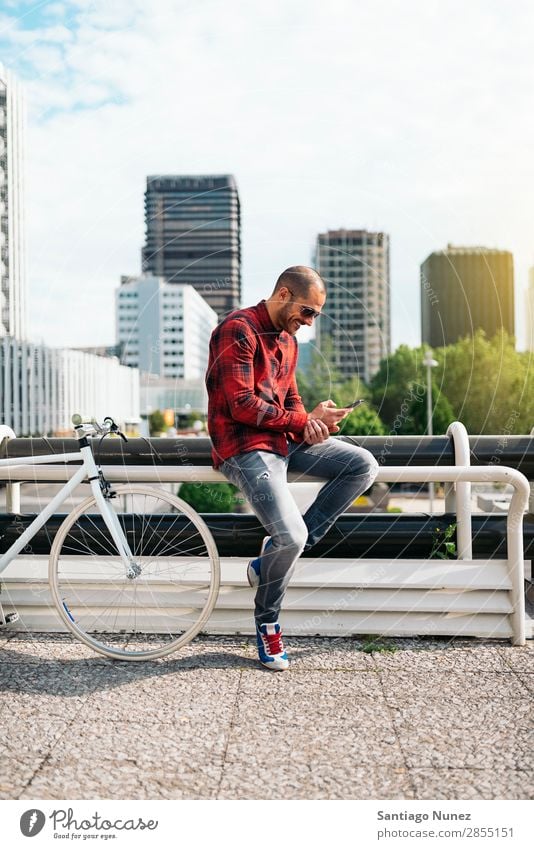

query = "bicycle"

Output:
[[0, 415, 220, 661]]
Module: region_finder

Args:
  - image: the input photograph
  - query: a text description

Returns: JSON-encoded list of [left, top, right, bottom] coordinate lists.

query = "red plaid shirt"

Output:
[[206, 301, 309, 467]]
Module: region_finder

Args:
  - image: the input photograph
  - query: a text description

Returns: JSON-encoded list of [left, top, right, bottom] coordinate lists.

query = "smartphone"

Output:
[[346, 399, 365, 409]]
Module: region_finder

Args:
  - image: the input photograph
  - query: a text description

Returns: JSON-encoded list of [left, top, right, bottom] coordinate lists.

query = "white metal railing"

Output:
[[446, 421, 473, 559], [0, 425, 19, 512]]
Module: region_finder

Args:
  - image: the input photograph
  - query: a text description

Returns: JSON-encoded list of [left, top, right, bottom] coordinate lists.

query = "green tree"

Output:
[[148, 410, 166, 436], [369, 331, 532, 436], [297, 338, 370, 410], [406, 382, 455, 435], [369, 345, 429, 431], [177, 409, 205, 429], [436, 329, 533, 433], [335, 373, 369, 407], [178, 482, 238, 513], [338, 403, 386, 435]]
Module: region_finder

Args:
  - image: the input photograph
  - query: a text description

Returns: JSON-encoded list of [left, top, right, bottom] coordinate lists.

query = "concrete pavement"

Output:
[[0, 633, 532, 800]]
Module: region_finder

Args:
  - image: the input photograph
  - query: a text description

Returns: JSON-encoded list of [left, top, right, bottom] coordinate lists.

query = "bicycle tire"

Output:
[[49, 484, 220, 660]]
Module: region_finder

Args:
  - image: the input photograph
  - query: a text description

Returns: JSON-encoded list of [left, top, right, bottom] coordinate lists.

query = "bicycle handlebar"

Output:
[[71, 414, 128, 442]]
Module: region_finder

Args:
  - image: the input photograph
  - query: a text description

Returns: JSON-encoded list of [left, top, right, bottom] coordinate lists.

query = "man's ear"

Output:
[[278, 286, 290, 302]]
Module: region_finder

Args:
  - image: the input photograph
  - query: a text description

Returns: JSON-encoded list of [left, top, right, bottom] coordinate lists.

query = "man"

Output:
[[206, 266, 379, 671]]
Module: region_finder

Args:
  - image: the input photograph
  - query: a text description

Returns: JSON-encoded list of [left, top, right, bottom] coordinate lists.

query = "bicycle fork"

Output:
[[95, 490, 142, 580], [82, 445, 141, 580]]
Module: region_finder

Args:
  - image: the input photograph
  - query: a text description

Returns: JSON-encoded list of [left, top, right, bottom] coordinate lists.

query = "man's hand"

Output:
[[303, 418, 330, 444], [308, 399, 351, 434]]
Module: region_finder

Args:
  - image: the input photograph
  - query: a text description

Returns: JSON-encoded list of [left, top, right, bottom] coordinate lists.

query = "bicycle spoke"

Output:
[[50, 485, 219, 660]]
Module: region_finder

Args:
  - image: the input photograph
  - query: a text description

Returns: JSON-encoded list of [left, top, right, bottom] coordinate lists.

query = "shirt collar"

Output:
[[257, 300, 283, 337]]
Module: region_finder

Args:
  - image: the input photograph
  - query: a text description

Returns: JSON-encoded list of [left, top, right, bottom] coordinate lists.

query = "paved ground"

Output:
[[0, 633, 532, 800]]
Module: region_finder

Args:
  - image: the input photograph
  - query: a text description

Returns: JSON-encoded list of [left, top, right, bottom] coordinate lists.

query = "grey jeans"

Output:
[[220, 437, 379, 626]]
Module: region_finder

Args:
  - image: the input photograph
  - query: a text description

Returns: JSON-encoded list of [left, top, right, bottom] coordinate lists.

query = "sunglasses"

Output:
[[286, 288, 322, 320]]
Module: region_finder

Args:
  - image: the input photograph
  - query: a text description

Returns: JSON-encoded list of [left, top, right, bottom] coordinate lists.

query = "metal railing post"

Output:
[[0, 425, 19, 515], [447, 421, 472, 559]]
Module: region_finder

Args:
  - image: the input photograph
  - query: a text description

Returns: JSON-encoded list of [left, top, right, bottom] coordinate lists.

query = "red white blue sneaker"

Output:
[[256, 622, 289, 671], [247, 536, 272, 589]]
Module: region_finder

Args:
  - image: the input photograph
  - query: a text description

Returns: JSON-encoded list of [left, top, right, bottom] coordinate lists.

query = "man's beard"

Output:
[[281, 305, 301, 334]]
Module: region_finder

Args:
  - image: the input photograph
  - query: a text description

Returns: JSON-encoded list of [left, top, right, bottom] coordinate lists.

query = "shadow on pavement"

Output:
[[0, 647, 260, 697]]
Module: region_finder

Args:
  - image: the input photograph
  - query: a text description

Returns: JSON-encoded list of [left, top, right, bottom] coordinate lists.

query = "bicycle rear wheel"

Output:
[[49, 485, 220, 660]]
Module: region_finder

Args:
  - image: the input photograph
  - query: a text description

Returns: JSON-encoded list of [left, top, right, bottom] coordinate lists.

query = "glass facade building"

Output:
[[142, 174, 241, 319]]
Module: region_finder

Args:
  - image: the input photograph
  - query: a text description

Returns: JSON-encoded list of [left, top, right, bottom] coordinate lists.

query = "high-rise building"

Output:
[[314, 229, 390, 382], [0, 65, 27, 340], [142, 174, 241, 319], [421, 245, 514, 347], [116, 275, 218, 379]]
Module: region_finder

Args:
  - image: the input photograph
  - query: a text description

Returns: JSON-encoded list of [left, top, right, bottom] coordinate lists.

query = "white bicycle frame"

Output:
[[0, 443, 136, 577]]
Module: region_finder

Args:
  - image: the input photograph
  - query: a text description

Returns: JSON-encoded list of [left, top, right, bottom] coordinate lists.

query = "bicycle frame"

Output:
[[0, 444, 136, 576]]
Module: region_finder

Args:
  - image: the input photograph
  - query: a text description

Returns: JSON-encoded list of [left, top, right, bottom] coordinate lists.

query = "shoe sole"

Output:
[[259, 659, 289, 671]]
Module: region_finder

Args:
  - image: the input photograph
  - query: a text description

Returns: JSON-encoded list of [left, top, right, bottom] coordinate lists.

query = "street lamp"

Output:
[[423, 348, 438, 513]]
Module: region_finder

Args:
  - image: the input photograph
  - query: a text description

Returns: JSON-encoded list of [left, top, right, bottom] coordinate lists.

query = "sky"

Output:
[[1, 0, 533, 350]]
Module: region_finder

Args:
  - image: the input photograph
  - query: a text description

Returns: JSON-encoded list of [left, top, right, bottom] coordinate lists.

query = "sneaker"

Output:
[[256, 622, 289, 671], [247, 535, 272, 589]]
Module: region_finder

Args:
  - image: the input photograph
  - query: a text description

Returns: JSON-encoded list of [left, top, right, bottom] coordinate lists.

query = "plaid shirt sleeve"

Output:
[[284, 372, 306, 414], [284, 370, 308, 443], [218, 318, 308, 432]]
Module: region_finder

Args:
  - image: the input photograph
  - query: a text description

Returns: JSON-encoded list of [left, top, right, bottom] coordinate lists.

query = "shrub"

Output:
[[178, 482, 238, 513]]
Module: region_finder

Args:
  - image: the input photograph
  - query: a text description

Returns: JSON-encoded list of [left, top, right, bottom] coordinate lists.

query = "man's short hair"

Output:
[[273, 266, 326, 298]]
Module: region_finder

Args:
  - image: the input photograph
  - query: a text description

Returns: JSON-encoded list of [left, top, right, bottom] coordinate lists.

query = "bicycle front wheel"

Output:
[[49, 485, 220, 660]]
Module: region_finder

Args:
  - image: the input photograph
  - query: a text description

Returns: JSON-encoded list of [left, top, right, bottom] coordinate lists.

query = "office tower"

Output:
[[142, 175, 241, 319], [527, 268, 534, 353], [315, 229, 390, 382], [421, 245, 514, 347], [0, 65, 27, 340], [116, 275, 218, 379]]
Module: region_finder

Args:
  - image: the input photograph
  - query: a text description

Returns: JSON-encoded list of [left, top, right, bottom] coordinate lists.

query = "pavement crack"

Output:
[[215, 666, 243, 799], [372, 654, 417, 799], [498, 649, 534, 695], [20, 693, 94, 797]]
